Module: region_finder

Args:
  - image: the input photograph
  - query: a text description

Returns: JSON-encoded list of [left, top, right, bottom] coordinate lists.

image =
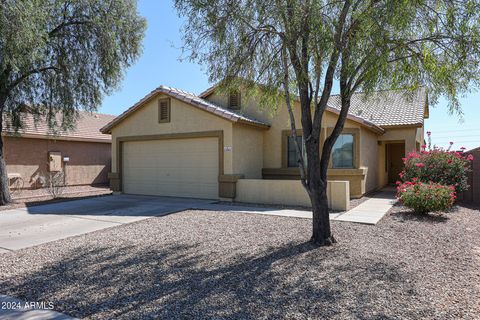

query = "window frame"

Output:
[[327, 127, 360, 170], [281, 129, 305, 168], [331, 133, 355, 169], [287, 135, 304, 168], [282, 128, 360, 170]]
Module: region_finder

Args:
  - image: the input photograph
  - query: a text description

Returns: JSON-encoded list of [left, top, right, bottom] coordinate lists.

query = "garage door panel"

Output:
[[122, 137, 219, 199]]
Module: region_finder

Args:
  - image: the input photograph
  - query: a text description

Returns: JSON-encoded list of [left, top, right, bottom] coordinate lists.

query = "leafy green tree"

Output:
[[175, 0, 480, 245], [0, 0, 146, 204]]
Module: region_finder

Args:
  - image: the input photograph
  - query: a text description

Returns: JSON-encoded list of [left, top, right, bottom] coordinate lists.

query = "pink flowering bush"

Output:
[[397, 181, 456, 213], [396, 133, 473, 213], [400, 147, 472, 193]]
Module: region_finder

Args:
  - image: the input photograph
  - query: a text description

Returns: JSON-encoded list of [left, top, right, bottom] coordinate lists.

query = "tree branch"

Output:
[[8, 66, 60, 92], [313, 0, 351, 128], [49, 19, 90, 37], [281, 45, 309, 191]]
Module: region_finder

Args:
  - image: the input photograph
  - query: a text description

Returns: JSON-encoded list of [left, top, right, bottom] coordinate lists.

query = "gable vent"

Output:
[[229, 91, 241, 110], [158, 98, 171, 123]]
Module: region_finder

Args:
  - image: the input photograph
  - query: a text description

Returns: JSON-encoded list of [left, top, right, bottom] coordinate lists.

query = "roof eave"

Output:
[[236, 118, 270, 130], [101, 87, 270, 133], [380, 123, 423, 129], [198, 85, 217, 98], [3, 132, 112, 143], [101, 87, 161, 134], [424, 94, 430, 119], [325, 106, 385, 134]]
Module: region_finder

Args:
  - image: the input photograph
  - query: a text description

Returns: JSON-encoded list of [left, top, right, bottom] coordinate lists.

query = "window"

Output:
[[332, 134, 354, 168], [229, 91, 241, 109], [158, 98, 170, 123], [287, 135, 304, 167]]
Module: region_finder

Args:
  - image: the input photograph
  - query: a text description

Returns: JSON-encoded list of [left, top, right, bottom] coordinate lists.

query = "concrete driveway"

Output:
[[0, 194, 214, 253]]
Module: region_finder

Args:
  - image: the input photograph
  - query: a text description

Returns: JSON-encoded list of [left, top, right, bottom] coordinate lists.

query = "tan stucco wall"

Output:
[[205, 90, 383, 198], [110, 93, 234, 174], [327, 168, 367, 198], [239, 97, 370, 169], [206, 90, 275, 124], [235, 179, 350, 211], [377, 141, 388, 187], [263, 100, 305, 168], [416, 127, 424, 148], [5, 136, 111, 188], [232, 124, 263, 178], [360, 127, 379, 193], [378, 127, 418, 152], [377, 127, 420, 187]]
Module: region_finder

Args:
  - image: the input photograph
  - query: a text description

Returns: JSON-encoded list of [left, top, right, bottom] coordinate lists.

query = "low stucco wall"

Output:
[[235, 179, 350, 211]]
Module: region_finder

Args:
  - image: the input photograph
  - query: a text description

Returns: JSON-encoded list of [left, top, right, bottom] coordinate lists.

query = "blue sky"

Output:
[[100, 0, 480, 151]]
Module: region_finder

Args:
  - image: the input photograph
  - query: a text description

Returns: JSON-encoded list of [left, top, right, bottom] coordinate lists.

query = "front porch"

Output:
[[261, 167, 368, 199]]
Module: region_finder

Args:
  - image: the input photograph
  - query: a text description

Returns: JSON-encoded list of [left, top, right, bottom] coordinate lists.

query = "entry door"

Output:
[[388, 143, 405, 183], [122, 137, 219, 199]]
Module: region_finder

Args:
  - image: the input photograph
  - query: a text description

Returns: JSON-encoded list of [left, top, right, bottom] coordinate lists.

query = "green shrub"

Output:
[[396, 181, 456, 213], [400, 148, 472, 193]]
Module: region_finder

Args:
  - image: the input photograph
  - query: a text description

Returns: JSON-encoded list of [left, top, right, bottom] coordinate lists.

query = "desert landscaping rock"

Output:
[[0, 203, 479, 319], [2, 186, 112, 212]]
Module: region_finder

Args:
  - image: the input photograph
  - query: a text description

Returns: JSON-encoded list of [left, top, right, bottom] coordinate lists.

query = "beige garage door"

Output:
[[122, 137, 219, 199]]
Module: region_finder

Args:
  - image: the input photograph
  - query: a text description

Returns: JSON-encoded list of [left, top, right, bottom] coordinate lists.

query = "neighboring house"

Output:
[[5, 112, 115, 189], [101, 84, 428, 205]]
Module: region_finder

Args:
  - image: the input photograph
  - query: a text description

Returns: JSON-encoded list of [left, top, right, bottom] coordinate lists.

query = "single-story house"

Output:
[[5, 112, 115, 189], [101, 84, 427, 208]]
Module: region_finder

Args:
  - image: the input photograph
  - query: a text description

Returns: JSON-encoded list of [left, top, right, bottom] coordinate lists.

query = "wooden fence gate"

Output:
[[461, 147, 480, 204]]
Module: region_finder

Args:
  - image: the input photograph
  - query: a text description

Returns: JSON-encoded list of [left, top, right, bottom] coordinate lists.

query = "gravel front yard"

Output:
[[1, 185, 112, 211], [0, 204, 479, 319]]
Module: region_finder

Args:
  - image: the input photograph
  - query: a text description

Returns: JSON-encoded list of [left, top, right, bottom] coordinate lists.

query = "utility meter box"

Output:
[[48, 151, 62, 172]]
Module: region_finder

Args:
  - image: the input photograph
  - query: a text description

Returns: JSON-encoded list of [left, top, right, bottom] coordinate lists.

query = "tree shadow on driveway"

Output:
[[23, 194, 215, 217]]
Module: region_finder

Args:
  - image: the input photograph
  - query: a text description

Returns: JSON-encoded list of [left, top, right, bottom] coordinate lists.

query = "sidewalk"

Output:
[[333, 189, 396, 225], [198, 188, 397, 225]]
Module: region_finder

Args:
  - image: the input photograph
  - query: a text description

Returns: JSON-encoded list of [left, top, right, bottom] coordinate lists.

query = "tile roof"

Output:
[[102, 85, 427, 135], [101, 85, 270, 133], [201, 82, 427, 129], [3, 112, 115, 142], [327, 87, 427, 127]]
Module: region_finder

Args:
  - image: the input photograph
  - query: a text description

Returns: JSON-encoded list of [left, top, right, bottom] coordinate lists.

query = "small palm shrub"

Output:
[[396, 181, 456, 213], [400, 148, 473, 193]]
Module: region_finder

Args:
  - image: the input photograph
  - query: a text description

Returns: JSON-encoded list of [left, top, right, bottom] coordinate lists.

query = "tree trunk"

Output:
[[0, 150, 11, 205], [309, 182, 335, 246], [307, 140, 335, 246], [0, 95, 12, 205]]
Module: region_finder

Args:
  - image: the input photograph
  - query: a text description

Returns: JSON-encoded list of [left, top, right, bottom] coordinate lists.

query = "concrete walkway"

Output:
[[0, 295, 76, 320], [198, 188, 397, 225], [333, 189, 397, 225], [197, 203, 341, 219]]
